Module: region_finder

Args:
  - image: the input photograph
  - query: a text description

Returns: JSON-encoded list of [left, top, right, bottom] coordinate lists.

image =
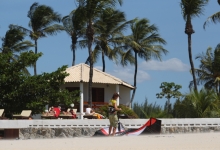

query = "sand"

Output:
[[1, 133, 220, 150]]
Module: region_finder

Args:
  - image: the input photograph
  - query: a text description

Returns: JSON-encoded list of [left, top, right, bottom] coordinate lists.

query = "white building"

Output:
[[61, 63, 134, 119]]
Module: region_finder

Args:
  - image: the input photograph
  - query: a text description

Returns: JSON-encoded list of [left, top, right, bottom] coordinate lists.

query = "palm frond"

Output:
[[180, 0, 208, 20], [204, 12, 220, 28], [42, 24, 64, 36]]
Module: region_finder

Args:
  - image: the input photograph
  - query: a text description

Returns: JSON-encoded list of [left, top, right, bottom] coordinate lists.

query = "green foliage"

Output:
[[133, 98, 168, 118], [156, 82, 182, 115], [97, 104, 138, 119], [10, 2, 64, 75], [180, 0, 209, 91], [62, 9, 86, 66], [123, 18, 168, 105], [97, 104, 109, 118], [180, 0, 209, 20], [119, 105, 139, 118], [193, 44, 220, 93], [0, 27, 34, 75], [173, 88, 220, 118], [156, 82, 182, 100], [76, 0, 123, 105], [0, 51, 80, 116], [92, 7, 134, 72], [204, 0, 220, 28]]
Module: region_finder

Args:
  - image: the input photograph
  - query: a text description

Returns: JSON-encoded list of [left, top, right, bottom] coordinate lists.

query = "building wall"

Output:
[[61, 82, 132, 105]]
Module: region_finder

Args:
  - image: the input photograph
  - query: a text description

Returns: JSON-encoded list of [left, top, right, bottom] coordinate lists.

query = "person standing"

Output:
[[108, 93, 121, 136]]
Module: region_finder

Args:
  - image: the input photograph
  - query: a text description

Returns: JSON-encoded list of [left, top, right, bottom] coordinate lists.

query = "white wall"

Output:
[[1, 118, 220, 129], [62, 82, 132, 105]]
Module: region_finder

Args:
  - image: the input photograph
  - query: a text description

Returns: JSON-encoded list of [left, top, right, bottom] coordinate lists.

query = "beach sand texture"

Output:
[[1, 133, 220, 150]]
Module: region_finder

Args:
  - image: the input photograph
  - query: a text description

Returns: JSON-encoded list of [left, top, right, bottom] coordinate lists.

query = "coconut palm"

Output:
[[123, 18, 167, 107], [0, 26, 34, 75], [62, 10, 86, 66], [180, 0, 209, 91], [75, 0, 123, 106], [204, 1, 220, 28], [191, 44, 220, 93], [173, 89, 220, 118], [10, 2, 64, 75], [93, 8, 134, 72]]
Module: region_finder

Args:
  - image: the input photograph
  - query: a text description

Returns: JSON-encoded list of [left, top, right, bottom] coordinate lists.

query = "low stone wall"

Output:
[[19, 128, 100, 139], [18, 126, 220, 139], [161, 126, 220, 134]]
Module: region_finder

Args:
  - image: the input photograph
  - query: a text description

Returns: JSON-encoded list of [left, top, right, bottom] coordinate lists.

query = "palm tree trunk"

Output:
[[130, 52, 138, 108], [72, 48, 75, 66], [167, 97, 170, 115], [71, 36, 77, 66], [85, 56, 90, 65], [187, 34, 197, 92], [34, 40, 37, 75], [102, 51, 105, 72], [88, 42, 93, 108], [87, 20, 94, 108], [185, 17, 197, 91]]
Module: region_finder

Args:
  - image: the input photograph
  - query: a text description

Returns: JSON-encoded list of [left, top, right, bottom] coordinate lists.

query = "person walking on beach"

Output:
[[108, 93, 121, 136]]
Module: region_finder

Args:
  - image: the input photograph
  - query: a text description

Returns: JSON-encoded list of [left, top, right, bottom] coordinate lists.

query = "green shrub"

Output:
[[97, 104, 139, 119]]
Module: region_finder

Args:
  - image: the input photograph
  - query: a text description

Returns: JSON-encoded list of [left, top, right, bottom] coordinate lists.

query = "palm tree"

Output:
[[62, 10, 86, 66], [204, 1, 220, 28], [192, 44, 220, 93], [93, 7, 134, 72], [124, 18, 168, 107], [180, 0, 209, 91], [10, 2, 64, 75], [173, 89, 220, 118], [75, 0, 123, 106], [0, 26, 34, 75]]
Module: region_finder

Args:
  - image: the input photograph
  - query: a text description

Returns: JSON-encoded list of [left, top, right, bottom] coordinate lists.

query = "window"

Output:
[[92, 88, 104, 102]]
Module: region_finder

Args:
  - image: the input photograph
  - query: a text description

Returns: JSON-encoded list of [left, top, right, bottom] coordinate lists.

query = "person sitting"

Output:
[[43, 106, 56, 116], [89, 109, 104, 119], [53, 106, 61, 118], [63, 109, 77, 119]]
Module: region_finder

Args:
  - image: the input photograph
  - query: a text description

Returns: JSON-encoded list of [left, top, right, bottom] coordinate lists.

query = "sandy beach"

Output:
[[1, 133, 220, 150]]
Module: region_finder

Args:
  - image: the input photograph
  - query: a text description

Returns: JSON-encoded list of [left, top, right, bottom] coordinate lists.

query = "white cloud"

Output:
[[140, 58, 190, 72], [108, 67, 150, 84], [94, 58, 188, 84]]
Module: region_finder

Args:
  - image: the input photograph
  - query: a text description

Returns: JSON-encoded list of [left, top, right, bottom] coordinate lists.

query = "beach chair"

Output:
[[59, 109, 78, 119], [41, 107, 60, 119], [0, 109, 8, 120], [83, 108, 100, 119], [12, 110, 32, 119], [83, 115, 97, 119]]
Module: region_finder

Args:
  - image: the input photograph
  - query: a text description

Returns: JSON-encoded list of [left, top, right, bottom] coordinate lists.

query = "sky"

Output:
[[0, 0, 219, 107]]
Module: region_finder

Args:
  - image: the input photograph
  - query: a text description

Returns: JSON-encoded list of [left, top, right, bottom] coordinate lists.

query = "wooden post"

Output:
[[4, 129, 19, 139]]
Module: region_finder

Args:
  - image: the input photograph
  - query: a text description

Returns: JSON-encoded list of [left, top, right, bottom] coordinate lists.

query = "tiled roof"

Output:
[[65, 63, 134, 89]]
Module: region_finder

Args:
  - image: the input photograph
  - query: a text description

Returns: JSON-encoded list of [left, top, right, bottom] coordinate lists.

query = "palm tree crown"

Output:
[[124, 18, 168, 106], [204, 0, 220, 28], [193, 44, 220, 93], [10, 2, 64, 75], [75, 0, 123, 106], [0, 26, 34, 75], [92, 7, 133, 72], [62, 10, 86, 66], [180, 0, 208, 91], [174, 89, 220, 118]]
